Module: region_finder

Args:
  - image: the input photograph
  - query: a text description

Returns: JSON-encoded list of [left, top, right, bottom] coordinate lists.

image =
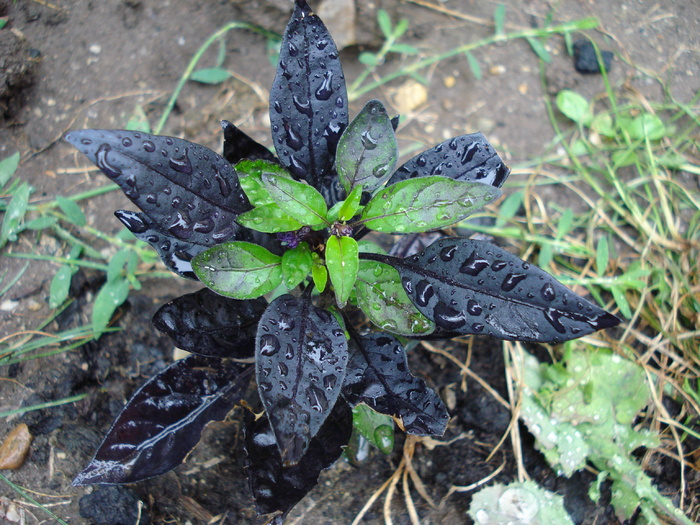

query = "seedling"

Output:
[[64, 1, 619, 521]]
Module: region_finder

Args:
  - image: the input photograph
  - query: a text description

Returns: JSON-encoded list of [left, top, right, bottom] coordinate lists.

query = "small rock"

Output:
[[0, 423, 33, 470], [443, 75, 456, 88], [317, 0, 356, 50], [573, 39, 612, 74], [489, 64, 506, 75], [392, 80, 428, 113]]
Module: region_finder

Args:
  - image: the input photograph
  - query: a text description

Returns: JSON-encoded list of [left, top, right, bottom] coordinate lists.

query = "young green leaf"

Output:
[[56, 196, 87, 227], [326, 235, 359, 308], [107, 249, 131, 283], [526, 36, 551, 62], [352, 404, 394, 455], [281, 243, 313, 289], [464, 51, 482, 80], [494, 4, 506, 36], [336, 99, 398, 194], [377, 9, 393, 38], [556, 90, 592, 126], [358, 52, 379, 67], [596, 235, 609, 277], [311, 257, 328, 293], [92, 277, 130, 334], [389, 43, 419, 55], [49, 245, 82, 309], [236, 203, 304, 233], [355, 260, 435, 336], [0, 183, 32, 249], [192, 241, 283, 300], [262, 172, 328, 226], [236, 160, 293, 206], [125, 105, 151, 133], [338, 185, 363, 222], [360, 176, 501, 234], [0, 152, 20, 189], [190, 67, 230, 84]]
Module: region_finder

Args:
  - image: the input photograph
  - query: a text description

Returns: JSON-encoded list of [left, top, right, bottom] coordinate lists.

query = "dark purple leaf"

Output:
[[73, 355, 252, 485], [385, 132, 510, 189], [269, 0, 348, 204], [221, 120, 276, 165], [152, 288, 267, 358], [256, 291, 348, 465], [244, 398, 352, 519], [64, 129, 251, 248], [343, 332, 449, 436], [364, 238, 621, 343]]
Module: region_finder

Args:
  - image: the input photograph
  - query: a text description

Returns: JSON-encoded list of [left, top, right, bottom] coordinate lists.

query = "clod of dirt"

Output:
[[0, 424, 32, 470], [0, 25, 37, 119], [573, 39, 613, 74], [78, 485, 150, 525]]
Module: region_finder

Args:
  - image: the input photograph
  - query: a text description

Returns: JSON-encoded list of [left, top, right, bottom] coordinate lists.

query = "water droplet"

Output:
[[95, 144, 122, 178], [273, 100, 283, 114], [323, 374, 337, 391], [193, 218, 215, 234], [501, 273, 527, 292], [285, 343, 295, 360], [306, 384, 328, 412], [491, 259, 507, 271], [374, 425, 394, 454], [288, 42, 299, 57], [278, 362, 288, 376], [439, 245, 456, 261], [169, 150, 193, 174], [276, 313, 295, 331], [544, 308, 566, 334], [466, 299, 482, 316], [165, 138, 174, 146], [284, 121, 304, 151], [292, 95, 312, 117], [381, 319, 398, 331], [172, 196, 182, 207], [316, 39, 328, 50], [461, 143, 480, 165], [315, 70, 334, 100], [472, 323, 485, 332], [259, 381, 272, 392], [259, 334, 280, 356], [122, 137, 132, 147], [459, 250, 489, 276], [402, 277, 413, 294], [433, 302, 467, 330], [80, 138, 92, 145], [416, 156, 427, 167], [361, 130, 378, 150], [145, 193, 157, 204], [414, 280, 434, 307]]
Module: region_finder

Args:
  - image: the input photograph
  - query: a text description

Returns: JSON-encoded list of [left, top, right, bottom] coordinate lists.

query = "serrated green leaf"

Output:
[[281, 243, 313, 289], [338, 185, 363, 222], [377, 9, 393, 38], [56, 196, 87, 227], [262, 172, 327, 226], [596, 235, 609, 276], [326, 235, 358, 308], [494, 4, 506, 36], [337, 100, 398, 194], [192, 241, 282, 299], [236, 159, 293, 207], [352, 404, 394, 455], [556, 90, 592, 125], [355, 260, 435, 336], [236, 203, 303, 233], [0, 183, 32, 248], [360, 176, 501, 234], [464, 51, 482, 80], [190, 67, 230, 84], [0, 152, 20, 189], [92, 277, 130, 334], [526, 36, 551, 62]]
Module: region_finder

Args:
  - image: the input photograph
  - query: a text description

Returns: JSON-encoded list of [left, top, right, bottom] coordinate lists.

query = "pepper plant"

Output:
[[65, 1, 619, 521]]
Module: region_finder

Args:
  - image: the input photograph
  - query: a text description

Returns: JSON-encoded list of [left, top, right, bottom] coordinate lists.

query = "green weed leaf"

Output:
[[377, 9, 393, 38], [93, 277, 130, 334], [326, 235, 359, 308], [0, 182, 32, 248], [336, 99, 398, 194], [192, 241, 283, 299], [0, 152, 20, 189], [360, 176, 501, 234], [556, 90, 592, 125], [49, 245, 82, 309], [191, 67, 230, 84], [281, 243, 313, 289], [236, 203, 303, 233], [358, 52, 379, 67], [352, 404, 394, 454], [620, 113, 666, 141], [464, 51, 482, 80], [494, 4, 506, 36], [56, 196, 87, 227], [262, 172, 328, 226], [389, 43, 419, 55], [526, 36, 551, 62], [126, 105, 151, 133], [596, 236, 609, 276]]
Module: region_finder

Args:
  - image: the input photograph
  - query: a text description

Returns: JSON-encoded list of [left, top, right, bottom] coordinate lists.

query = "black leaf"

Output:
[[244, 398, 352, 520], [343, 332, 449, 436], [364, 238, 621, 343], [221, 120, 277, 165], [386, 132, 510, 188], [256, 291, 348, 465], [64, 129, 251, 246], [269, 0, 348, 204], [152, 288, 267, 358], [73, 355, 252, 485]]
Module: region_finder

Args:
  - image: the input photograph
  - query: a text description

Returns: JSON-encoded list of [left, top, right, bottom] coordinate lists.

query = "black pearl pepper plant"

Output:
[[65, 1, 620, 521]]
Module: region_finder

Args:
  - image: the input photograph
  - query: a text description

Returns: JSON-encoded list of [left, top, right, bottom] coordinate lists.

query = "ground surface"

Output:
[[1, 0, 698, 524]]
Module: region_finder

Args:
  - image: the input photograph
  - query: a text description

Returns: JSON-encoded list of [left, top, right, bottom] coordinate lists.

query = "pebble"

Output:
[[0, 424, 33, 470]]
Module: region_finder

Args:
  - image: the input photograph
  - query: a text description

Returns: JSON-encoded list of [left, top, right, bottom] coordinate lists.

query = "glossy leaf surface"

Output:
[[64, 130, 250, 247], [73, 355, 251, 485], [352, 403, 394, 454], [365, 238, 621, 343], [192, 241, 282, 299], [360, 176, 501, 234], [237, 159, 294, 207], [256, 292, 348, 465], [152, 288, 267, 358], [343, 332, 449, 436], [336, 99, 398, 194], [281, 243, 313, 289], [244, 398, 352, 519], [221, 120, 276, 165], [325, 235, 359, 308], [236, 203, 304, 234], [386, 132, 510, 189], [269, 0, 348, 203], [355, 260, 435, 336], [262, 172, 328, 226]]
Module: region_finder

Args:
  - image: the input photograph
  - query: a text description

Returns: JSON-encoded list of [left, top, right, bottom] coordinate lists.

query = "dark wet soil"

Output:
[[1, 0, 698, 524]]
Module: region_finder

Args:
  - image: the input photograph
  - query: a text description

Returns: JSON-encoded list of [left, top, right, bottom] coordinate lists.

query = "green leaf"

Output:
[[192, 241, 283, 299], [49, 245, 82, 309], [311, 257, 328, 293], [0, 152, 20, 189], [281, 243, 313, 289], [236, 160, 293, 207], [190, 67, 230, 84], [0, 17, 7, 30], [394, 18, 409, 39], [0, 183, 32, 248], [358, 52, 379, 67], [591, 113, 615, 137], [125, 105, 151, 133], [326, 235, 359, 308], [621, 113, 666, 141], [526, 36, 551, 62], [360, 176, 501, 234], [610, 286, 631, 318], [555, 207, 574, 240], [236, 203, 303, 233], [389, 43, 419, 55], [377, 9, 393, 38], [25, 216, 57, 230], [338, 185, 363, 222], [56, 196, 87, 227], [355, 260, 435, 336], [556, 90, 592, 125], [464, 51, 482, 80], [495, 190, 523, 227], [107, 249, 131, 283], [352, 404, 394, 455], [494, 4, 506, 36], [262, 172, 327, 226], [596, 235, 609, 276], [92, 277, 130, 334], [336, 99, 398, 194]]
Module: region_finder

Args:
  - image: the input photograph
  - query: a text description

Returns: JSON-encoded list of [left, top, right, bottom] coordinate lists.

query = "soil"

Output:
[[1, 0, 699, 524]]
